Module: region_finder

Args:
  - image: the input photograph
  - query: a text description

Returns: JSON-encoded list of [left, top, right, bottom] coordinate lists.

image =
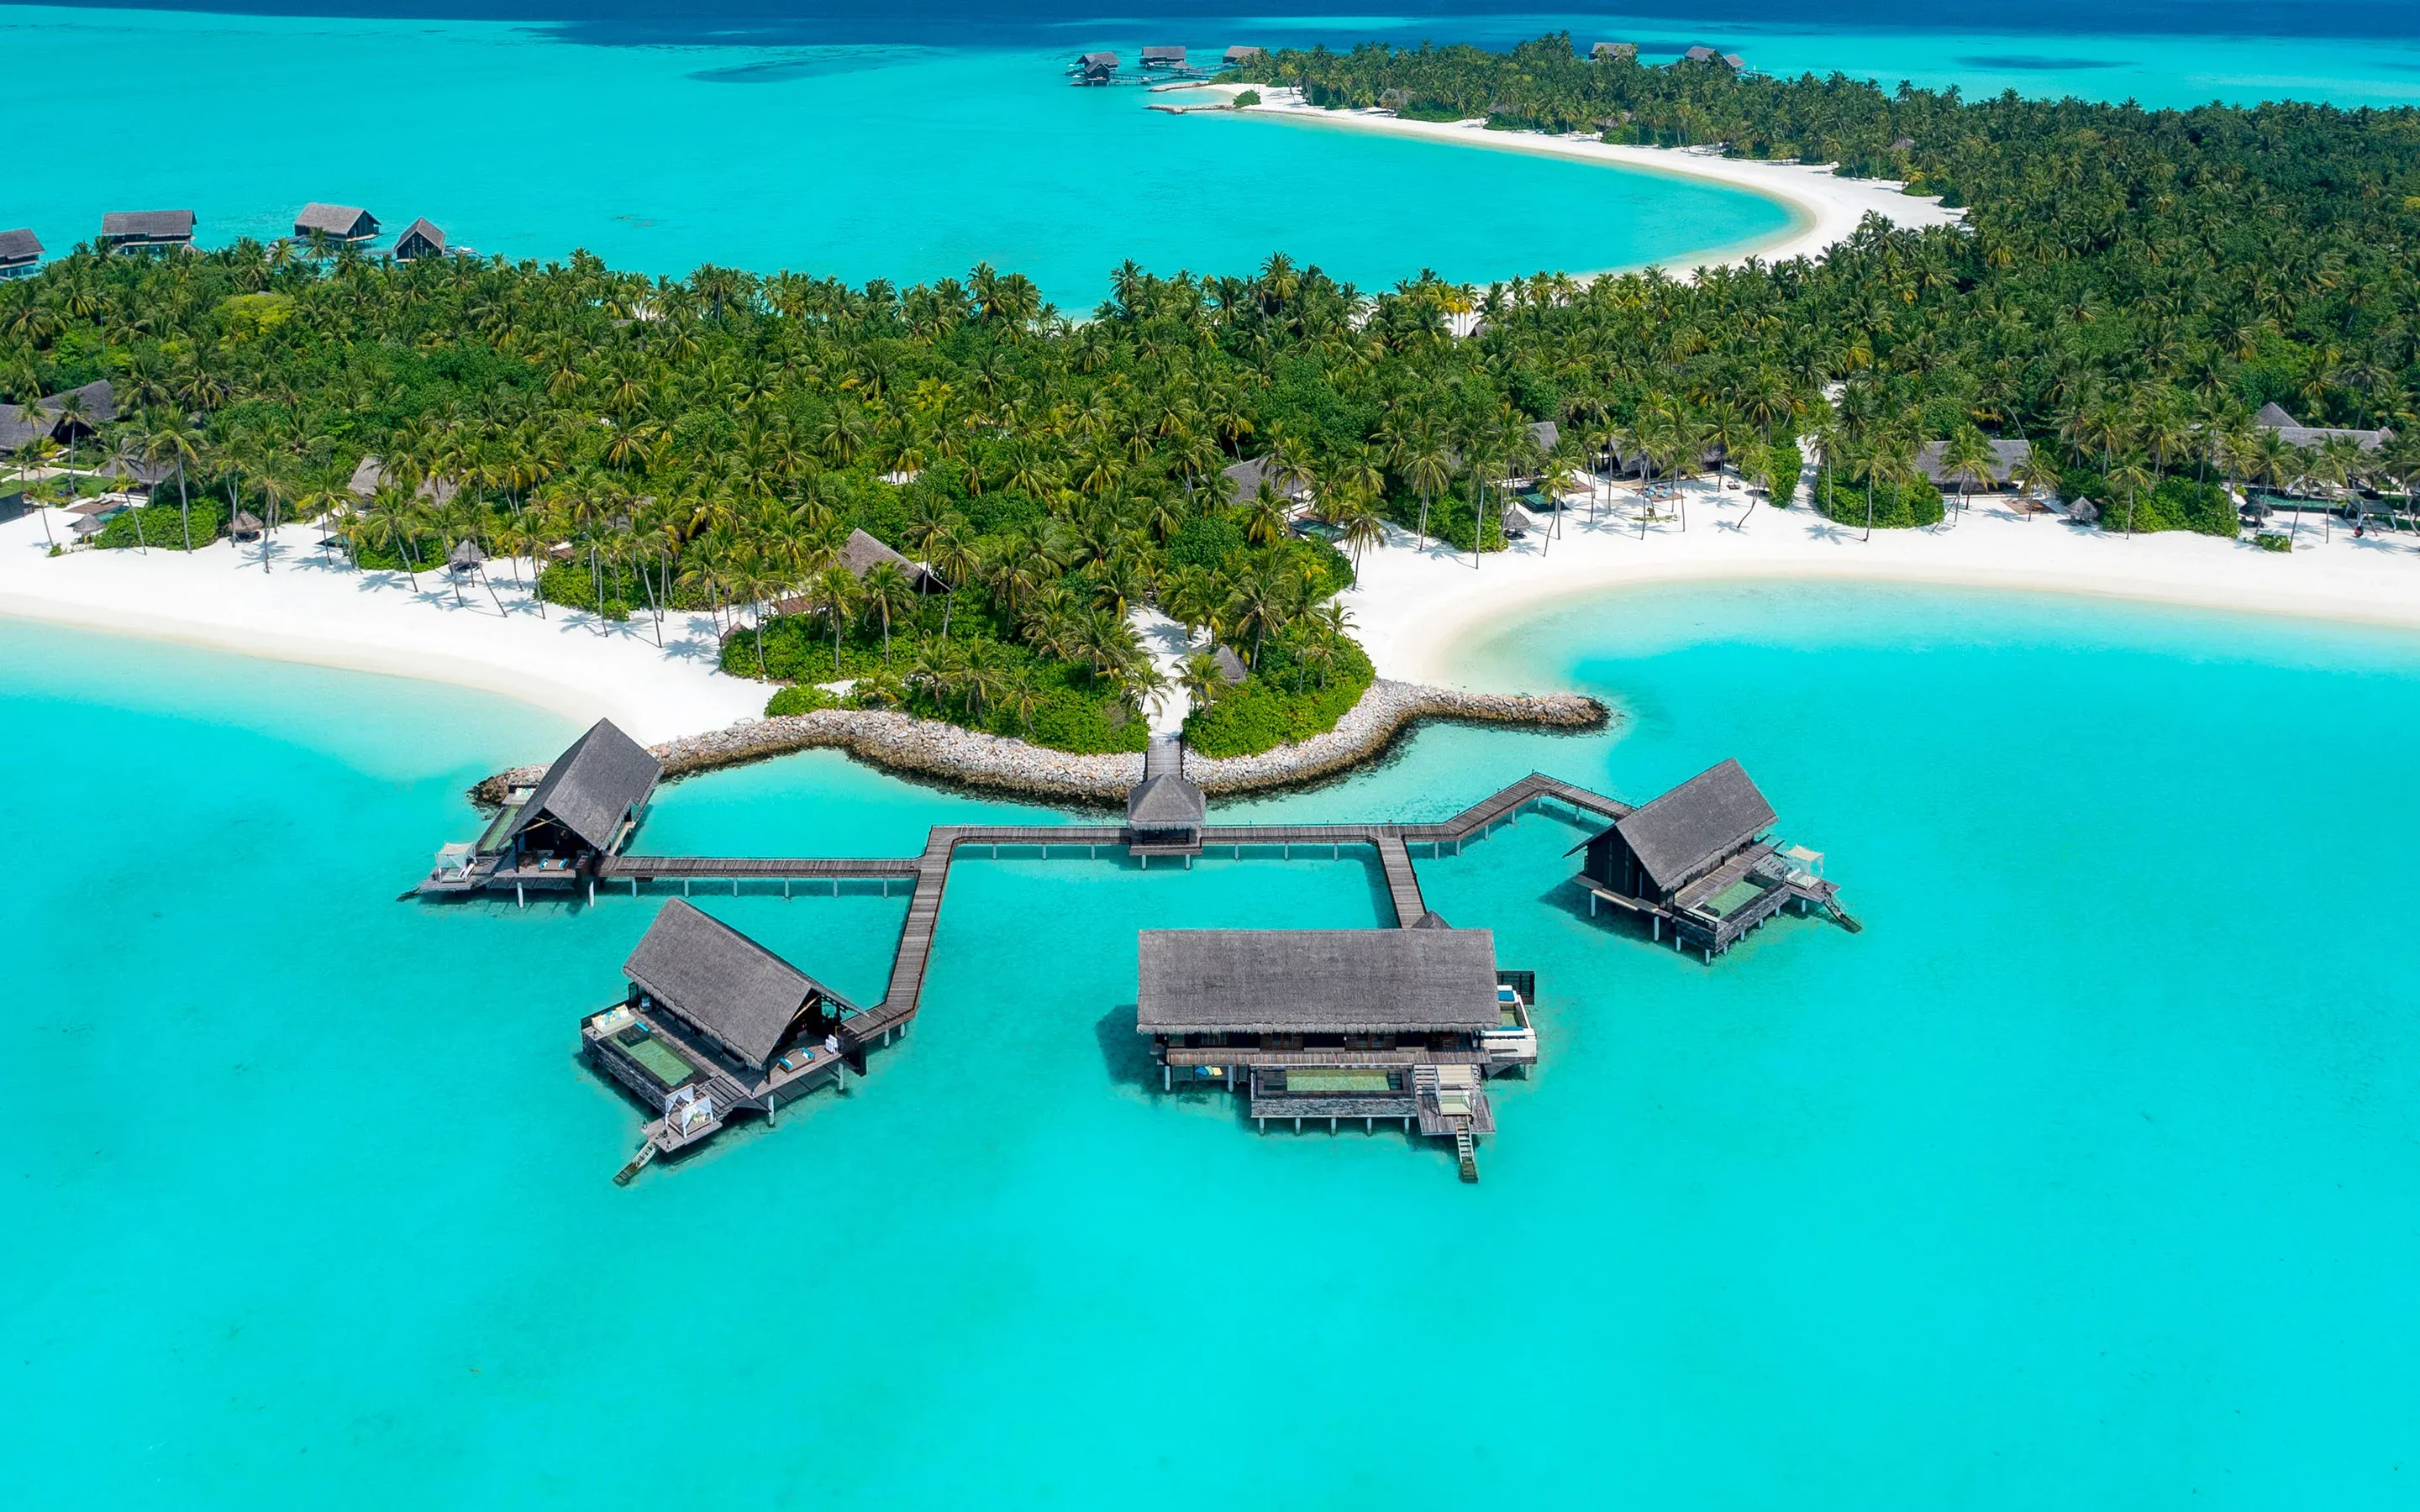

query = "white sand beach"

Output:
[[0, 514, 765, 742], [1344, 481, 2420, 685], [8, 493, 2416, 747], [1167, 85, 1966, 270]]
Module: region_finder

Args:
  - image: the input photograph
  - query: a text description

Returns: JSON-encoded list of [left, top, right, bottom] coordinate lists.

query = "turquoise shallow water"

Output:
[[8, 582, 2418, 1506], [13, 5, 2420, 305]]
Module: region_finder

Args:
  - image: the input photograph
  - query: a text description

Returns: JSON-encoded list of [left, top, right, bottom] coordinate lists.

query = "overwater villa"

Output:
[[1682, 45, 1747, 70], [1140, 45, 1186, 69], [293, 202, 381, 244], [587, 899, 860, 1180], [0, 228, 41, 278], [392, 218, 448, 262], [1137, 927, 1536, 1180], [421, 717, 660, 902], [98, 210, 194, 252], [1073, 51, 1118, 85], [1570, 759, 1854, 958]]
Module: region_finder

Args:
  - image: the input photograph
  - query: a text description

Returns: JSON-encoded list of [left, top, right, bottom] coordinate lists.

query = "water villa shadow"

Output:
[[419, 720, 1858, 1181]]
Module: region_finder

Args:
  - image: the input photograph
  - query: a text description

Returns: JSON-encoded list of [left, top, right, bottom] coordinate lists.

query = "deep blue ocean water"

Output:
[[8, 582, 2417, 1507]]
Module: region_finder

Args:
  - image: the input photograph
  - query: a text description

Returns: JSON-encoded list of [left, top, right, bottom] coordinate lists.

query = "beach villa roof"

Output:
[[1683, 45, 1718, 60], [1223, 45, 1265, 66], [1588, 759, 1776, 896], [1213, 644, 1247, 684], [2254, 402, 2390, 452], [229, 510, 265, 534], [1223, 453, 1308, 504], [1723, 52, 1746, 69], [1916, 437, 2032, 487], [840, 527, 929, 582], [393, 218, 447, 261], [507, 717, 662, 855], [1591, 41, 1638, 59], [1502, 501, 1541, 533], [1528, 418, 1560, 453], [0, 228, 41, 268], [1127, 773, 1207, 829], [448, 538, 486, 569], [1136, 928, 1501, 1037], [293, 202, 380, 242], [623, 900, 850, 1070], [99, 209, 195, 246], [0, 380, 117, 451], [347, 454, 460, 505]]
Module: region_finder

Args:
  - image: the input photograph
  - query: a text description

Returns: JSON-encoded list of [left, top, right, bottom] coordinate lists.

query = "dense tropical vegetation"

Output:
[[10, 34, 2420, 755]]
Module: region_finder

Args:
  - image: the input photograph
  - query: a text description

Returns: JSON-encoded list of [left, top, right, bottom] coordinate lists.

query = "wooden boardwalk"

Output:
[[601, 772, 1628, 1059]]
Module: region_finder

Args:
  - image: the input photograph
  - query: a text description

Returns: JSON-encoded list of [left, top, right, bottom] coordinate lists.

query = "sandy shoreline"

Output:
[[1344, 483, 2420, 685], [1168, 85, 1965, 270]]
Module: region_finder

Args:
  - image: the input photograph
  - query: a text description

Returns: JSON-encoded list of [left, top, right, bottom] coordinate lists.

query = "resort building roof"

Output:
[[0, 380, 117, 451], [1213, 644, 1247, 684], [0, 228, 41, 268], [1141, 45, 1186, 64], [1223, 453, 1308, 504], [1591, 41, 1637, 59], [1223, 45, 1264, 65], [347, 454, 459, 505], [1126, 774, 1207, 828], [506, 717, 662, 854], [393, 218, 447, 261], [1136, 927, 1501, 1036], [100, 209, 195, 245], [1079, 50, 1118, 67], [1528, 418, 1560, 453], [1916, 437, 2032, 487], [293, 202, 380, 242], [624, 900, 850, 1069], [2254, 402, 2390, 452], [1603, 759, 1776, 895]]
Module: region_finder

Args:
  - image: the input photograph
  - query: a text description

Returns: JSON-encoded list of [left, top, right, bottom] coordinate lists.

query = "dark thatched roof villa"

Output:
[[420, 718, 661, 903], [587, 899, 861, 1173], [99, 209, 195, 251], [0, 228, 41, 277], [392, 218, 448, 262], [293, 202, 381, 244], [1137, 927, 1533, 1179]]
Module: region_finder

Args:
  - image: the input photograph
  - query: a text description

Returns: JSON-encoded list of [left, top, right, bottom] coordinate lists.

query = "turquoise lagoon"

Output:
[[13, 3, 2420, 308], [8, 582, 2417, 1507]]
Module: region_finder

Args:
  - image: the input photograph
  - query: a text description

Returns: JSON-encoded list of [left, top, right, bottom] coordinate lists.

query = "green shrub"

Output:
[[96, 497, 225, 550], [766, 685, 837, 717], [2255, 532, 2292, 553], [1233, 89, 1260, 108], [1184, 637, 1376, 758], [537, 561, 632, 620], [1165, 512, 1244, 571], [2057, 468, 2236, 535], [1812, 470, 1944, 529]]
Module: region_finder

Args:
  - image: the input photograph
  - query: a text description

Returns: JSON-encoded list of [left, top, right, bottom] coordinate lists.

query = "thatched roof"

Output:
[[229, 510, 265, 533], [841, 527, 927, 581], [1591, 41, 1637, 59], [2254, 402, 2391, 452], [1079, 50, 1118, 68], [1502, 502, 1541, 533], [1223, 45, 1264, 65], [101, 209, 194, 241], [1598, 758, 1776, 894], [623, 900, 850, 1070], [294, 203, 378, 240], [506, 717, 662, 854], [1213, 644, 1247, 684], [1915, 438, 2031, 487], [1136, 928, 1500, 1036], [448, 538, 486, 568], [1141, 45, 1186, 63], [1223, 453, 1308, 504], [347, 454, 459, 505], [0, 381, 117, 451], [1528, 419, 1560, 454], [1126, 774, 1206, 828], [0, 228, 40, 264], [393, 218, 446, 259]]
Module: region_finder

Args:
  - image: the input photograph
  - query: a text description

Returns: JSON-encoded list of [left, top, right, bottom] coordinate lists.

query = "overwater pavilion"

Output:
[[293, 202, 381, 245], [1075, 50, 1118, 84], [1137, 927, 1536, 1179], [1570, 758, 1851, 958], [99, 210, 194, 252], [0, 228, 42, 278], [392, 218, 448, 262], [1141, 45, 1186, 69], [421, 718, 661, 902], [587, 899, 860, 1178]]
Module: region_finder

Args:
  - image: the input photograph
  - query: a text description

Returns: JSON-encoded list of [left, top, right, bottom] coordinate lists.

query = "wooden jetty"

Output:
[[427, 732, 1854, 1179]]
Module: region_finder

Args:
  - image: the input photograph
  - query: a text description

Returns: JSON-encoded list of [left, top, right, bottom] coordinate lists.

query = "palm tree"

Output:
[[1938, 426, 1997, 516], [859, 559, 917, 661], [2107, 452, 2155, 538], [806, 564, 861, 678]]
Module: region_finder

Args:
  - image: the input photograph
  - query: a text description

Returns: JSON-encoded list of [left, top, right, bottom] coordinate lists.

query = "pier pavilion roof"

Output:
[[625, 900, 846, 1069], [294, 203, 379, 240], [100, 209, 194, 242], [0, 228, 40, 265], [1598, 759, 1775, 895], [1137, 928, 1499, 1036], [1126, 774, 1206, 828], [506, 718, 662, 853]]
